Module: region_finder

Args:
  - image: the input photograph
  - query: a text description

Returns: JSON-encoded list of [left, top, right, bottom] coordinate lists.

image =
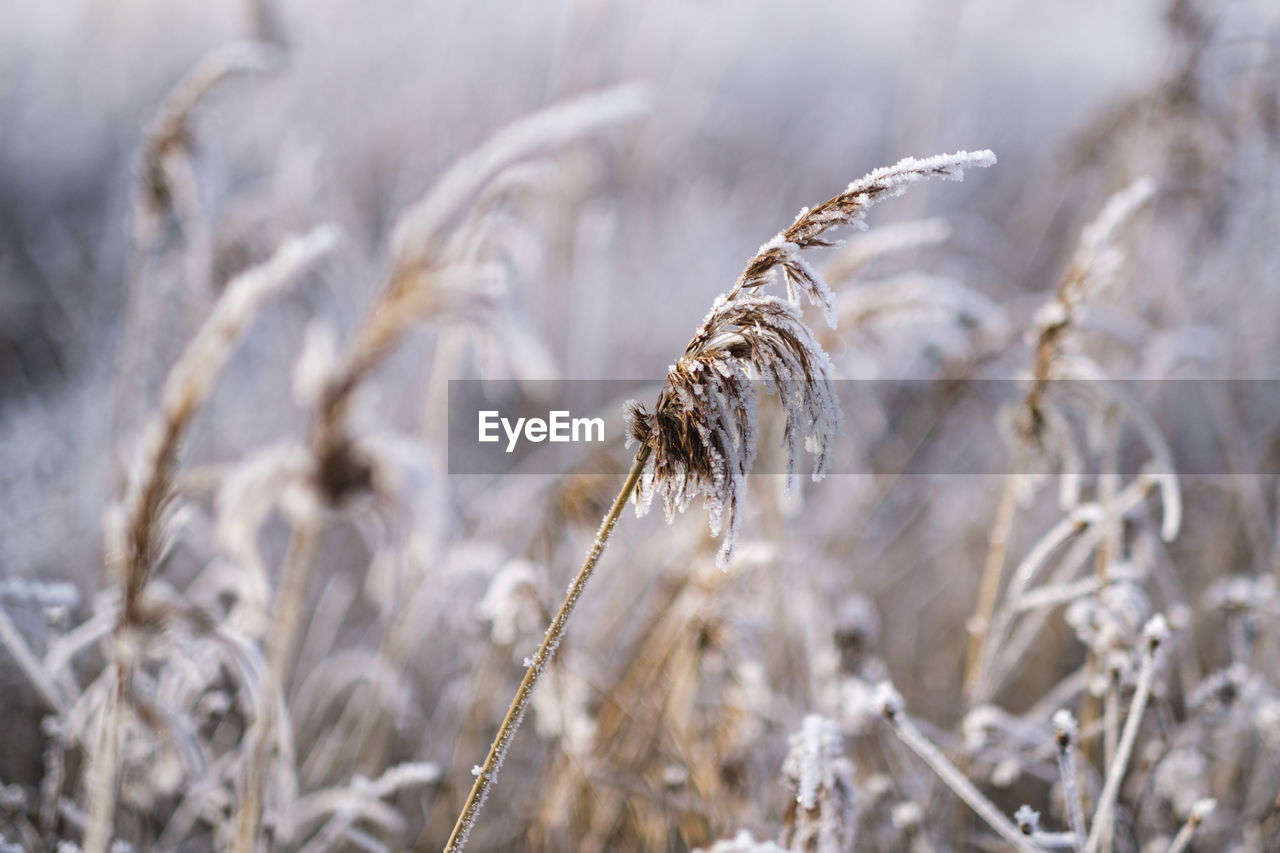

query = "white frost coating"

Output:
[[780, 240, 838, 328], [780, 715, 856, 853], [845, 150, 997, 197], [890, 801, 923, 830], [783, 715, 844, 811], [1190, 798, 1216, 821]]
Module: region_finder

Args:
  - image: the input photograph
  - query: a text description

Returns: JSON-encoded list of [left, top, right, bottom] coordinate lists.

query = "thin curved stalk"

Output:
[[964, 471, 1019, 699], [234, 514, 322, 853], [443, 445, 651, 852]]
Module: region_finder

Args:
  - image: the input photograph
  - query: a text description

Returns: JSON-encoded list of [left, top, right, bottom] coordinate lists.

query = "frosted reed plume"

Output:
[[448, 150, 995, 851], [114, 227, 340, 627], [627, 150, 997, 568]]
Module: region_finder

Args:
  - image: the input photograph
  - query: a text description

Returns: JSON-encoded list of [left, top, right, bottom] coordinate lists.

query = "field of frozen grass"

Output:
[[1, 0, 1279, 850]]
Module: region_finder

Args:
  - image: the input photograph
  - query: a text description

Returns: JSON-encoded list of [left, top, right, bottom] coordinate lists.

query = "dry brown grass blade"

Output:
[[133, 42, 284, 244]]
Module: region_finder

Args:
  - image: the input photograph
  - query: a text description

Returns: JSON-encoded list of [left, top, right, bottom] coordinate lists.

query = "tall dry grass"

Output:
[[1, 1, 1279, 852]]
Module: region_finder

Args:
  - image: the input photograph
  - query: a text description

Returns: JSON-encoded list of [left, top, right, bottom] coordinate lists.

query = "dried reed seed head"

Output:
[[628, 151, 995, 568], [781, 150, 997, 249], [628, 294, 840, 567], [386, 83, 649, 275]]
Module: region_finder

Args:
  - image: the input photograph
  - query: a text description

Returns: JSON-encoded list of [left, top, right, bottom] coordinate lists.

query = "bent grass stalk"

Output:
[[444, 444, 651, 851], [1053, 710, 1088, 852], [233, 513, 323, 853], [1084, 616, 1167, 853], [877, 684, 1043, 853], [964, 472, 1019, 699]]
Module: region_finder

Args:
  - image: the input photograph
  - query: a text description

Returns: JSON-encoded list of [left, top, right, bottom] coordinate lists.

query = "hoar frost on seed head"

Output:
[[627, 151, 995, 568], [628, 294, 840, 568]]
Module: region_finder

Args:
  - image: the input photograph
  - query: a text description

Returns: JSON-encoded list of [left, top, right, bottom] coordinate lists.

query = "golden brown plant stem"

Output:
[[267, 517, 324, 685], [83, 662, 126, 853], [963, 472, 1018, 699], [443, 445, 652, 853], [1077, 641, 1104, 770], [234, 516, 322, 853]]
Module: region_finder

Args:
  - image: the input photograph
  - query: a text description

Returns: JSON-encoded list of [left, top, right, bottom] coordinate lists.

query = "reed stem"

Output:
[[443, 445, 651, 852]]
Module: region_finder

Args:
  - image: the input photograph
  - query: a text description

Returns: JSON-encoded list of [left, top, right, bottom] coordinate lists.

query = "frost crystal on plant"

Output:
[[779, 715, 856, 853]]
